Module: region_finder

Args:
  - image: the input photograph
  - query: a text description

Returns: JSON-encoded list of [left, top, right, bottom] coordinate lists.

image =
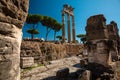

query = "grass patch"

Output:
[[37, 63, 44, 67], [23, 63, 44, 72]]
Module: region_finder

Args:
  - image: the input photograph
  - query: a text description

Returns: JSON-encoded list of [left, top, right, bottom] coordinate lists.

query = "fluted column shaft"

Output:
[[67, 14, 71, 43], [62, 13, 66, 43], [72, 15, 76, 43]]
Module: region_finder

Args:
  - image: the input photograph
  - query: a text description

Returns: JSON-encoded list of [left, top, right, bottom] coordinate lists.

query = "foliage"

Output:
[[27, 29, 40, 34], [76, 34, 86, 38], [53, 22, 62, 41], [23, 63, 44, 72], [26, 14, 43, 24], [26, 14, 42, 39], [26, 14, 62, 40], [41, 16, 62, 41], [76, 34, 86, 44], [56, 35, 62, 40]]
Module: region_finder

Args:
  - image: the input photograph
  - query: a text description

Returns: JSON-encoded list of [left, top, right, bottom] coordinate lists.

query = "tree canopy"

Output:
[[26, 14, 43, 24], [25, 14, 62, 40], [40, 16, 62, 41], [26, 14, 42, 39], [76, 34, 86, 44]]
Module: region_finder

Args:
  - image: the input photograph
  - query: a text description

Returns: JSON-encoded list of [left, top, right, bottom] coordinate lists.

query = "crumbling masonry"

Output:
[[85, 14, 120, 79], [0, 0, 29, 80]]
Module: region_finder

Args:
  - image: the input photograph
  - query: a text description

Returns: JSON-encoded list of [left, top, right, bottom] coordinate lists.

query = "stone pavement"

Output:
[[21, 56, 82, 80]]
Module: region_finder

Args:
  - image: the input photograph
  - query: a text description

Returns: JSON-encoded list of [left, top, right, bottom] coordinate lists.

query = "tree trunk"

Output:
[[45, 27, 51, 41], [54, 31, 56, 41], [31, 34, 34, 40], [31, 24, 35, 40], [45, 27, 48, 41]]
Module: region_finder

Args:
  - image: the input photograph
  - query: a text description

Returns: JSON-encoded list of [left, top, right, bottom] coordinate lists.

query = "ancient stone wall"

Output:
[[0, 0, 29, 80], [20, 41, 83, 65], [65, 44, 83, 56], [21, 41, 67, 64]]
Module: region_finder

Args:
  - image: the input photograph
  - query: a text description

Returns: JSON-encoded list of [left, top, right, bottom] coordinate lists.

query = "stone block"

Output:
[[80, 59, 88, 68], [56, 67, 69, 78], [20, 57, 34, 68], [78, 70, 91, 80]]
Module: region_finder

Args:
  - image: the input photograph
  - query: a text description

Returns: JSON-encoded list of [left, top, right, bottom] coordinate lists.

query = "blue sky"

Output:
[[23, 0, 120, 41]]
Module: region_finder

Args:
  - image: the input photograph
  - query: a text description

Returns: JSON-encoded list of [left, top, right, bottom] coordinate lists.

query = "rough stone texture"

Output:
[[0, 0, 29, 28], [65, 44, 84, 56], [0, 0, 29, 80], [56, 68, 69, 78], [0, 22, 22, 80], [20, 41, 83, 64], [21, 56, 81, 80], [85, 14, 120, 80], [86, 14, 108, 41], [21, 41, 67, 64], [20, 57, 34, 68], [86, 14, 119, 66], [78, 70, 91, 80]]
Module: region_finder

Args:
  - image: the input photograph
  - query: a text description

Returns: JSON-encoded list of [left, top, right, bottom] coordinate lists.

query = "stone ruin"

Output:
[[0, 0, 29, 80], [62, 4, 76, 43], [84, 14, 120, 80]]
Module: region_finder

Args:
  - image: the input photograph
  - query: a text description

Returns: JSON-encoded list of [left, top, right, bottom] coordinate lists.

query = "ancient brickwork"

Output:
[[107, 21, 119, 40], [0, 0, 29, 80], [86, 14, 120, 80], [86, 14, 108, 41], [65, 44, 84, 56], [20, 41, 67, 64], [20, 41, 83, 65], [86, 14, 119, 66]]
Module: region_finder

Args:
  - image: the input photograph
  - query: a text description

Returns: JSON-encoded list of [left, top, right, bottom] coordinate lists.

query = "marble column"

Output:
[[72, 15, 76, 43], [62, 13, 66, 43], [67, 14, 71, 43]]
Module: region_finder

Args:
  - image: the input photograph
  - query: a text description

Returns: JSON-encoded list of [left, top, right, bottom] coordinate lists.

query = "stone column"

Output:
[[62, 13, 66, 43], [67, 14, 71, 43], [72, 15, 76, 43], [0, 0, 29, 80]]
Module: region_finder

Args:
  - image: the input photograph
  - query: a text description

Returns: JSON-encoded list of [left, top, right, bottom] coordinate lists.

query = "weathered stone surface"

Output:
[[0, 22, 21, 80], [86, 14, 119, 66], [56, 68, 69, 78], [86, 14, 108, 41], [65, 44, 83, 55], [86, 14, 120, 80], [0, 0, 29, 28], [20, 41, 83, 64], [78, 70, 91, 80], [21, 41, 67, 64], [0, 0, 29, 80], [21, 56, 80, 80], [20, 57, 34, 68]]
